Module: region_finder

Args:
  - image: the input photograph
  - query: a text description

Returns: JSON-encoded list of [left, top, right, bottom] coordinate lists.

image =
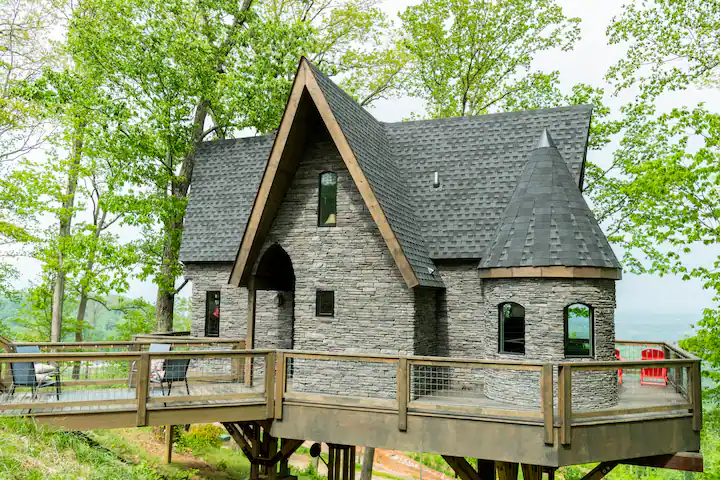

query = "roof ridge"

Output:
[[383, 104, 593, 127]]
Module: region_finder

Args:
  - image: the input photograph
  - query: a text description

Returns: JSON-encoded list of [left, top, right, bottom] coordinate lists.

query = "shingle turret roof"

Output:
[[478, 130, 621, 270]]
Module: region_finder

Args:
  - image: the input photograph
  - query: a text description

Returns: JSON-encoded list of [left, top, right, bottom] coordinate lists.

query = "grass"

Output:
[[0, 417, 185, 480]]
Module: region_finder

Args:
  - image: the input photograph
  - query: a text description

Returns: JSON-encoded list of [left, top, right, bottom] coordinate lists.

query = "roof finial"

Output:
[[536, 128, 556, 149]]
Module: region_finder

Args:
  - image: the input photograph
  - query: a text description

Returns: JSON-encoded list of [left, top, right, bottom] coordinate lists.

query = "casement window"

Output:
[[205, 291, 221, 337], [316, 290, 335, 317], [318, 171, 337, 226], [564, 303, 594, 357], [499, 302, 525, 354]]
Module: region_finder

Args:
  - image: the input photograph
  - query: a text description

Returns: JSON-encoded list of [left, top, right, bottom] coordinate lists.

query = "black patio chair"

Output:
[[152, 358, 191, 397], [8, 358, 61, 401]]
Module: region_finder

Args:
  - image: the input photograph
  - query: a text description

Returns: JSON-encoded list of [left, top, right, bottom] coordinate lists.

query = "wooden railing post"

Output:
[[691, 360, 703, 432], [541, 364, 554, 445], [135, 352, 150, 427], [265, 351, 276, 419], [397, 357, 408, 432], [558, 364, 572, 446], [274, 351, 286, 420]]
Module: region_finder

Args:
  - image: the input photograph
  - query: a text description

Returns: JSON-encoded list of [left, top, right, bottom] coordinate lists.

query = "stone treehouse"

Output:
[[180, 59, 621, 411], [0, 58, 702, 480]]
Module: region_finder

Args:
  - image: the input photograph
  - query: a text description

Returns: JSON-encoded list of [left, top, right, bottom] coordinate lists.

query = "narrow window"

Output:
[[565, 303, 593, 357], [205, 291, 221, 337], [318, 172, 337, 226], [499, 302, 525, 354], [316, 290, 335, 317]]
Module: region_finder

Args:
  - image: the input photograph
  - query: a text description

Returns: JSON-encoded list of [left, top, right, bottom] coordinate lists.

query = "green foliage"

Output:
[[398, 0, 581, 117], [175, 424, 224, 453]]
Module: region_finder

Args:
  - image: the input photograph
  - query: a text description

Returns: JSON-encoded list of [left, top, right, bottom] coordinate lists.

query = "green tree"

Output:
[[586, 0, 720, 399], [397, 0, 581, 118], [67, 0, 398, 331]]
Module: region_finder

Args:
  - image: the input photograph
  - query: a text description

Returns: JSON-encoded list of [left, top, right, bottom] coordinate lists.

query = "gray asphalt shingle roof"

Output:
[[478, 130, 621, 270], [179, 61, 618, 282]]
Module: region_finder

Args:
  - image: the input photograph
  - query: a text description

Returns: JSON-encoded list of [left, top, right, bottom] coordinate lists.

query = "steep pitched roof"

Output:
[[478, 130, 621, 270], [179, 136, 274, 263], [227, 58, 443, 289], [307, 63, 442, 287]]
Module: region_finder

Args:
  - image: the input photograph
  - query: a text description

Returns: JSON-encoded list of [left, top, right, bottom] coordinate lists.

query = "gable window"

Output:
[[316, 290, 335, 317], [565, 303, 593, 357], [499, 302, 525, 354], [318, 172, 337, 226], [205, 291, 221, 337]]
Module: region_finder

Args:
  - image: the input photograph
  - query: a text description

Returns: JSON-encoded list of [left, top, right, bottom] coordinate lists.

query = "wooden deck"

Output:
[[0, 338, 703, 468]]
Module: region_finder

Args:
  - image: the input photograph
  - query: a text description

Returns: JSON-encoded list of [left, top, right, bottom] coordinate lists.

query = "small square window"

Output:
[[316, 291, 335, 317]]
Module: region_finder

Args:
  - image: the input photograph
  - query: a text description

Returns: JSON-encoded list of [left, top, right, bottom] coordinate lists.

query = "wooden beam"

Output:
[[164, 425, 173, 464], [245, 283, 256, 387], [397, 357, 408, 432], [496, 462, 518, 480], [623, 452, 703, 472], [442, 456, 483, 480], [579, 462, 618, 480], [135, 352, 150, 427], [275, 351, 286, 420], [541, 363, 554, 445], [521, 464, 542, 480], [477, 460, 495, 480], [265, 351, 276, 418], [558, 364, 572, 445], [691, 361, 703, 431], [477, 266, 621, 280]]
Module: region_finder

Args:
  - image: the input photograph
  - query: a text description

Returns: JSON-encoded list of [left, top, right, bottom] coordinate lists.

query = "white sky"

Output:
[[9, 0, 718, 327]]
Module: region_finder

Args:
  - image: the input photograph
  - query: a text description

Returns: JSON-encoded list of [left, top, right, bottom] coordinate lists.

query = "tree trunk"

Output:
[[360, 447, 375, 480], [154, 100, 208, 332], [51, 124, 85, 342]]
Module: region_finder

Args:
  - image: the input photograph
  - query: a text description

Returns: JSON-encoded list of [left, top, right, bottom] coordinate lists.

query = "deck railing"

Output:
[[0, 339, 702, 445]]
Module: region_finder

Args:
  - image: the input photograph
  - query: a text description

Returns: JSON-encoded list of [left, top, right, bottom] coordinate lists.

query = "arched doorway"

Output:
[[250, 244, 295, 350]]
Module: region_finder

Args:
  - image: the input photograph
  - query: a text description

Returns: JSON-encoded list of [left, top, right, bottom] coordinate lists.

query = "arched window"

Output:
[[499, 302, 525, 354], [565, 303, 593, 357], [318, 172, 337, 226]]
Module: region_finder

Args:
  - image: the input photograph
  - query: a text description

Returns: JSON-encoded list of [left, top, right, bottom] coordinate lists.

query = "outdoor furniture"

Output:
[[9, 347, 61, 401], [615, 348, 625, 385], [640, 348, 668, 386], [128, 343, 171, 388], [151, 358, 191, 397]]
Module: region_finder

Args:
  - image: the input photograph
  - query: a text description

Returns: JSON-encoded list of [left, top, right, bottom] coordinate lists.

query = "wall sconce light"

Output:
[[277, 293, 285, 307]]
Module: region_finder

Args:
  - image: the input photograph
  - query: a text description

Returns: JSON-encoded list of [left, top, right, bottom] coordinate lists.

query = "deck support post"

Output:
[[521, 464, 543, 480], [496, 462, 519, 480], [477, 460, 495, 480], [327, 444, 356, 480], [443, 456, 494, 480], [163, 425, 173, 464], [223, 421, 303, 479]]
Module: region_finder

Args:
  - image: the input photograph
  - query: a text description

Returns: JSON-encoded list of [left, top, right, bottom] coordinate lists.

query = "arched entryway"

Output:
[[248, 244, 295, 352]]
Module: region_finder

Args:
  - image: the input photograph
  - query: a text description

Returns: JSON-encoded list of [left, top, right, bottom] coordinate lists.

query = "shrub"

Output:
[[176, 424, 224, 453]]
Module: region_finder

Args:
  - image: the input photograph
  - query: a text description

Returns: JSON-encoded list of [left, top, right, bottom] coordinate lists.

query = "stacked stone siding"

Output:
[[482, 278, 618, 409], [258, 124, 427, 398], [185, 263, 247, 339]]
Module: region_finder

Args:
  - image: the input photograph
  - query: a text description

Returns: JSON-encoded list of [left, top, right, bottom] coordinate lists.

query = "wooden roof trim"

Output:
[[230, 61, 308, 286], [477, 266, 622, 280], [230, 58, 420, 288]]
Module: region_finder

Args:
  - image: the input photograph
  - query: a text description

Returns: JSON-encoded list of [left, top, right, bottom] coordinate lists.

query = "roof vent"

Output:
[[536, 128, 556, 149], [433, 171, 440, 189]]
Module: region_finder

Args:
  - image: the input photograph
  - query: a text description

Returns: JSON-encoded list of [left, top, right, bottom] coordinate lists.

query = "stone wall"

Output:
[[185, 262, 247, 339], [258, 124, 421, 398], [482, 278, 618, 409]]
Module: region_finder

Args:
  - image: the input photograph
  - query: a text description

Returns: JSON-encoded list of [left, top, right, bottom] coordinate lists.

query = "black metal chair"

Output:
[[152, 358, 191, 397], [8, 357, 61, 401]]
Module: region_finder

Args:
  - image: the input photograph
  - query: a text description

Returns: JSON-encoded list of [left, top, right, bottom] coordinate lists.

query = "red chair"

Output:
[[615, 349, 625, 384], [640, 348, 668, 386]]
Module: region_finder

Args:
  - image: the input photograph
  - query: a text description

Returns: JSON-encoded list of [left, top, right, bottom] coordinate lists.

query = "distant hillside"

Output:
[[615, 310, 698, 344]]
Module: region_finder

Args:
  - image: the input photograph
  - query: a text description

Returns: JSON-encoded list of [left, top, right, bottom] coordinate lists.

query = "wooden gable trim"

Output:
[[230, 58, 420, 288]]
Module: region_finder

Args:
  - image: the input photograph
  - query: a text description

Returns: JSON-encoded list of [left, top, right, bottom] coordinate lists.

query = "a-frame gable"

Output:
[[230, 58, 440, 288]]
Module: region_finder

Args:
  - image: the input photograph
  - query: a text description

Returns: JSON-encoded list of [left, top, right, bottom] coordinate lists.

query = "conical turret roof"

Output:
[[479, 129, 620, 270]]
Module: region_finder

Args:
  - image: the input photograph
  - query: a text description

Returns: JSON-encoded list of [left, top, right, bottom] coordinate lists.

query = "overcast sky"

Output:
[[10, 0, 718, 330]]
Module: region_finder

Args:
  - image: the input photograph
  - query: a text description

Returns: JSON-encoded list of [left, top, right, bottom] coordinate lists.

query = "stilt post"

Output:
[[164, 425, 173, 464]]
